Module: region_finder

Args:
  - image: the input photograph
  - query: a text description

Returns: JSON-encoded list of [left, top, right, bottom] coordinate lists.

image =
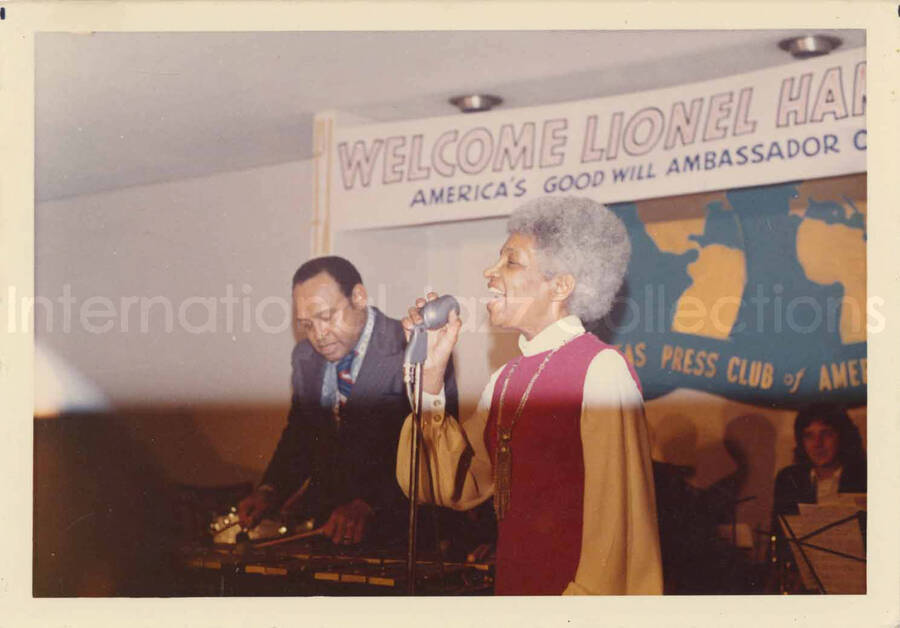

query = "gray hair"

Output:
[[507, 196, 630, 322]]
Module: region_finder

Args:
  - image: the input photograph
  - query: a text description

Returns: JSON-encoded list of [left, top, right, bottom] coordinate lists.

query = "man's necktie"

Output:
[[336, 350, 356, 409]]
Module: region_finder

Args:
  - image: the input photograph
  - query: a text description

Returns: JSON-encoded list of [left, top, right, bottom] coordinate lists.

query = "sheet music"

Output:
[[783, 503, 866, 594]]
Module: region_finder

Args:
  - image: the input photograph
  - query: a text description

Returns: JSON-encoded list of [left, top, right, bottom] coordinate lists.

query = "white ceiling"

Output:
[[35, 30, 864, 201]]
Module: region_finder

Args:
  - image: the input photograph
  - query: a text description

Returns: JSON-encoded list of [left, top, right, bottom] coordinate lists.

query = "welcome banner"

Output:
[[323, 48, 865, 232]]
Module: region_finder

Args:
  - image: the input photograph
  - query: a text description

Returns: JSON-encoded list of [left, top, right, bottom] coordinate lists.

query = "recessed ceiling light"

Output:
[[778, 35, 843, 59], [449, 94, 503, 113]]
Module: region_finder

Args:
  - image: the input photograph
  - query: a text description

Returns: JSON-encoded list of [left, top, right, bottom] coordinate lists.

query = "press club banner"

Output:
[[596, 173, 867, 409]]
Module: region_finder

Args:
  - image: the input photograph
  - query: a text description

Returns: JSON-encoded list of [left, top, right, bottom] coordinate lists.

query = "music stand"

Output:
[[778, 504, 866, 594]]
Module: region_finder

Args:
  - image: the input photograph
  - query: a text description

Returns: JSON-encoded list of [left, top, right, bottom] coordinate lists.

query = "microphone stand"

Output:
[[402, 297, 458, 595], [404, 328, 428, 595]]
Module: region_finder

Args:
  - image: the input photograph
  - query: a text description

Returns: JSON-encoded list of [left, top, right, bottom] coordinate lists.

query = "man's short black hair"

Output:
[[292, 256, 363, 298]]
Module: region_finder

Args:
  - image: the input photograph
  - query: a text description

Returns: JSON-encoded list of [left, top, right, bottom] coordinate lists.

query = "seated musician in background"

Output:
[[397, 196, 663, 595], [769, 404, 866, 592], [238, 256, 458, 545], [773, 404, 866, 517]]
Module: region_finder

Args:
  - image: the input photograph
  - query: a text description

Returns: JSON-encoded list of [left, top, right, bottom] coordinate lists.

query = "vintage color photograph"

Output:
[[24, 24, 876, 607]]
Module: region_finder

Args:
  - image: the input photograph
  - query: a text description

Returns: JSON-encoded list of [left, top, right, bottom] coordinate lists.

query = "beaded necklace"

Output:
[[493, 342, 567, 520]]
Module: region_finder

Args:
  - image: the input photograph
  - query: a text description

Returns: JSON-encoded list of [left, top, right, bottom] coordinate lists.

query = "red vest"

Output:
[[484, 332, 641, 595]]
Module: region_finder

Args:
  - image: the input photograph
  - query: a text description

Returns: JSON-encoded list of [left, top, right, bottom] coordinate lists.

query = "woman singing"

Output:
[[397, 196, 663, 595]]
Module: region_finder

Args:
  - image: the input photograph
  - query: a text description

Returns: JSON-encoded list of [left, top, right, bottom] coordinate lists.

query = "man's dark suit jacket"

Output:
[[260, 307, 458, 541], [772, 461, 867, 517]]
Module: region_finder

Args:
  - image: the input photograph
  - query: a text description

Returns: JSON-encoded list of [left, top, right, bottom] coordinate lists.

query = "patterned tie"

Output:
[[336, 350, 356, 409]]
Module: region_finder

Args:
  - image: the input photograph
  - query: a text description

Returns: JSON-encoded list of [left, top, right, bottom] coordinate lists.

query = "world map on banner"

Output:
[[590, 174, 867, 408]]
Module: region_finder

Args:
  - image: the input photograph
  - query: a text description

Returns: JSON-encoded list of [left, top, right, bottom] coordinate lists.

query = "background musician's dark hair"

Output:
[[792, 403, 865, 468], [292, 256, 363, 298]]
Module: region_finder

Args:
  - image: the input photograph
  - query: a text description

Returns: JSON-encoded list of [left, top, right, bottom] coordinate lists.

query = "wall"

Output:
[[34, 161, 313, 485], [35, 160, 312, 404]]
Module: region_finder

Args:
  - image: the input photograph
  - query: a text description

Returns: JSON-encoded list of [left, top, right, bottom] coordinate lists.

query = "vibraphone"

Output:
[[178, 537, 493, 596]]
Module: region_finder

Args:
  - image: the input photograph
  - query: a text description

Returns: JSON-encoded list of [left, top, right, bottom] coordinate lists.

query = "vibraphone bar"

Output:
[[178, 538, 494, 596]]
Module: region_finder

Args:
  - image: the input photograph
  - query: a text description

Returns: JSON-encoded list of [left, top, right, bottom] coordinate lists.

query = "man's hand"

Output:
[[321, 498, 374, 545], [236, 487, 276, 528], [402, 292, 462, 395]]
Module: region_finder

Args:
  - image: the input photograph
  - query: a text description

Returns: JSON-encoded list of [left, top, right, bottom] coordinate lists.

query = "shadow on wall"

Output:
[[650, 409, 778, 593], [723, 414, 777, 540], [33, 405, 275, 596], [652, 410, 777, 528]]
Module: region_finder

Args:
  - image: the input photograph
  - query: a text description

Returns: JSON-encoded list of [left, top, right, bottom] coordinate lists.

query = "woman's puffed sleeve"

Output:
[[564, 349, 663, 595], [396, 368, 501, 511]]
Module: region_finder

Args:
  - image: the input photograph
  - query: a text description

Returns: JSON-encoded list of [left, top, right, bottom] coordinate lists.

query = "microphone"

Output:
[[404, 295, 459, 365], [416, 294, 460, 331]]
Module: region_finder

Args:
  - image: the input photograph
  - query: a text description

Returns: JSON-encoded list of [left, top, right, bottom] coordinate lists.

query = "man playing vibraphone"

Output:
[[237, 256, 459, 546]]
